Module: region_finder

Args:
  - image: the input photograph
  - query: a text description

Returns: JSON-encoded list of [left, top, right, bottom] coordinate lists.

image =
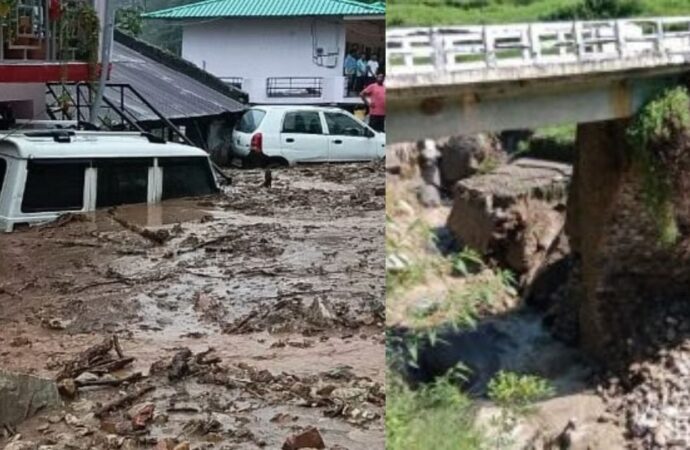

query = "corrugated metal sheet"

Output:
[[107, 42, 245, 122], [142, 0, 385, 20]]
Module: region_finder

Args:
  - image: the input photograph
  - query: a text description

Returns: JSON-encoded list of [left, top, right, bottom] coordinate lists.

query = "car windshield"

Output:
[[236, 109, 266, 133]]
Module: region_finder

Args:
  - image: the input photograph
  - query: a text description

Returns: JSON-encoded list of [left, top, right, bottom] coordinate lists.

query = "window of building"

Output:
[[282, 111, 323, 134], [95, 159, 151, 208], [21, 160, 86, 213], [159, 157, 217, 200]]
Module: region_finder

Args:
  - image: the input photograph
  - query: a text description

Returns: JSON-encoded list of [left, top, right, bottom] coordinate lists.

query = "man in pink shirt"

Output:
[[360, 74, 385, 132]]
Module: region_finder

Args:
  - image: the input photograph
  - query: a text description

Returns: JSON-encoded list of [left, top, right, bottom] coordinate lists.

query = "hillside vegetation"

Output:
[[387, 0, 690, 26]]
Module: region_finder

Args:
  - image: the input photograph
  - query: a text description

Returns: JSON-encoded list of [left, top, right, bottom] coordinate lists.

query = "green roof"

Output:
[[142, 0, 385, 20]]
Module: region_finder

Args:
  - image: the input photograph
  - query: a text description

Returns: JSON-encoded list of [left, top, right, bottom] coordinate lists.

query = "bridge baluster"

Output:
[[528, 24, 540, 63], [482, 26, 495, 68], [656, 19, 666, 55], [614, 20, 625, 58], [431, 28, 446, 73], [573, 21, 583, 61]]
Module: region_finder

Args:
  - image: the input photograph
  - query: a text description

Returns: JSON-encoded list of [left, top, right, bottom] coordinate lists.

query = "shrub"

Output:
[[627, 86, 690, 246], [542, 0, 643, 20]]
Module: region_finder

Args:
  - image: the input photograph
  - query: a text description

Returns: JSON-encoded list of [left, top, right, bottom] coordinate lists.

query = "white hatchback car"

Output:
[[231, 106, 385, 167]]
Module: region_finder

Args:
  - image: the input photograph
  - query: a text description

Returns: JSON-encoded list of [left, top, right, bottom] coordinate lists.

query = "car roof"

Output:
[[0, 131, 209, 160], [247, 105, 347, 113]]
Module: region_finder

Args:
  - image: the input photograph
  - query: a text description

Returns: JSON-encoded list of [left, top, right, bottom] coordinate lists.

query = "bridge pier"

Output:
[[566, 119, 690, 366]]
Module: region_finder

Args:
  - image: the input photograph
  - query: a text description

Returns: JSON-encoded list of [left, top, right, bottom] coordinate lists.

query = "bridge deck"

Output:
[[387, 17, 690, 90]]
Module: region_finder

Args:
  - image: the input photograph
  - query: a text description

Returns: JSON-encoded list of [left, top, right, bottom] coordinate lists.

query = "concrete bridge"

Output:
[[386, 17, 690, 143]]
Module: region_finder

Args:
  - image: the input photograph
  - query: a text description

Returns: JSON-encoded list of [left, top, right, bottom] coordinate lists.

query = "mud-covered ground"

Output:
[[0, 163, 385, 449]]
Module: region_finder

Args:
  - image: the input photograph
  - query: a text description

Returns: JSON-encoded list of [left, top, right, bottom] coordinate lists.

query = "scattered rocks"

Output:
[[282, 427, 325, 450], [57, 378, 77, 399]]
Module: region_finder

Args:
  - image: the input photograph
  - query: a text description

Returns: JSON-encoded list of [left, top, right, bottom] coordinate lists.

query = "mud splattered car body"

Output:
[[0, 130, 218, 231]]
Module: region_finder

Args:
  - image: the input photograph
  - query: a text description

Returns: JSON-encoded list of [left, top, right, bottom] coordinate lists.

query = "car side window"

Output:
[[21, 160, 87, 213], [95, 158, 151, 208], [282, 111, 323, 135], [324, 112, 367, 137], [160, 157, 217, 200]]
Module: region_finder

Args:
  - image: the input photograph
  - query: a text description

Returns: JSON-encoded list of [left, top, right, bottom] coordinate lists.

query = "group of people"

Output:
[[344, 47, 385, 133], [344, 49, 382, 96]]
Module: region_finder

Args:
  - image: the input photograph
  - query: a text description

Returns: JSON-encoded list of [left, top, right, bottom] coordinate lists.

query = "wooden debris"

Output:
[[94, 385, 155, 418]]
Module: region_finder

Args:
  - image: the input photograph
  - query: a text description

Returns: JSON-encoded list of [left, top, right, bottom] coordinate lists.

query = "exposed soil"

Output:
[[0, 163, 385, 450]]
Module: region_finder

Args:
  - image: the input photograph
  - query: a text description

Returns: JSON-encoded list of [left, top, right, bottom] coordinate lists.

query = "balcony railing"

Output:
[[266, 77, 323, 98], [0, 0, 99, 62]]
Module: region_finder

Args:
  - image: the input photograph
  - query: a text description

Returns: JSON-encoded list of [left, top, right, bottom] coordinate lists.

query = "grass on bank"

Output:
[[387, 374, 483, 450], [385, 183, 553, 448], [387, 0, 690, 26], [387, 369, 554, 449]]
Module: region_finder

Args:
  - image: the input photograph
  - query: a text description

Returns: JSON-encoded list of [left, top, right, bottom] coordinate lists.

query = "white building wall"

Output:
[[182, 18, 351, 104]]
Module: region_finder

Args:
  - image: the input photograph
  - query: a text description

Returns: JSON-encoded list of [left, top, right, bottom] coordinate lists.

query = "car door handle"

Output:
[[333, 139, 342, 144], [286, 138, 295, 143]]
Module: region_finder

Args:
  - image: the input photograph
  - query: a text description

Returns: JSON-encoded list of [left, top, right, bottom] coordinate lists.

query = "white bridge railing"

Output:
[[387, 17, 690, 76]]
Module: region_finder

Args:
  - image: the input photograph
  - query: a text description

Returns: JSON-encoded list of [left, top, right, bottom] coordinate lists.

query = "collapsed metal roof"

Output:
[[107, 33, 247, 123]]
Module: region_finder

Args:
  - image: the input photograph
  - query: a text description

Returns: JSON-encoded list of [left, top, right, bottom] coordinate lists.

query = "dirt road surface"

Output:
[[0, 163, 385, 449]]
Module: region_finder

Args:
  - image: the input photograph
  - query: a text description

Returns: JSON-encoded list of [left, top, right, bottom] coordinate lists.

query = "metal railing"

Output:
[[266, 77, 323, 98], [45, 82, 195, 146], [387, 16, 690, 75]]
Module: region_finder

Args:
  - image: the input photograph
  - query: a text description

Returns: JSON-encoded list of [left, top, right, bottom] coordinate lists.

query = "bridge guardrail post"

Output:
[[528, 23, 540, 63], [614, 20, 625, 58], [656, 19, 665, 55], [573, 21, 583, 61], [431, 27, 446, 73], [482, 25, 495, 68]]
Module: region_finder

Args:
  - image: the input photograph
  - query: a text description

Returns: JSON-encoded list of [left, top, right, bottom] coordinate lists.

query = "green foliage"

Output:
[[542, 0, 643, 20], [451, 247, 484, 277], [116, 6, 144, 36], [627, 86, 690, 246], [488, 371, 554, 415], [388, 0, 689, 26], [387, 373, 483, 450], [477, 155, 502, 174]]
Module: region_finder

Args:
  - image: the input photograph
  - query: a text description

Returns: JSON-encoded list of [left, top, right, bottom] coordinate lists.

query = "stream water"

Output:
[[393, 308, 594, 396]]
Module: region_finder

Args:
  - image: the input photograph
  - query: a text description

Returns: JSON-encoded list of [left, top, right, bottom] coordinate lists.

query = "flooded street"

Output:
[[0, 163, 385, 449]]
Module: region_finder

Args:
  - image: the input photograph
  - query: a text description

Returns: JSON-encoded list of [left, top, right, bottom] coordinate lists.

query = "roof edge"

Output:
[[114, 29, 249, 105], [142, 0, 385, 19]]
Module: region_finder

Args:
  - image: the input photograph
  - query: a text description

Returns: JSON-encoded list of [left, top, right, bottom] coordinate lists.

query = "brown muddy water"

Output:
[[0, 163, 385, 449]]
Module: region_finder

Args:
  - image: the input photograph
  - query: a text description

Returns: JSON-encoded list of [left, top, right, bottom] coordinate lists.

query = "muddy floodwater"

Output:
[[0, 163, 385, 449]]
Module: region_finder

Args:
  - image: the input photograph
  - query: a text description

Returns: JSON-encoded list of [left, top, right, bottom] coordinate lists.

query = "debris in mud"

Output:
[[168, 348, 193, 381], [108, 209, 171, 245], [128, 402, 155, 430], [599, 299, 690, 449], [0, 372, 62, 427], [282, 427, 326, 450], [0, 164, 384, 449]]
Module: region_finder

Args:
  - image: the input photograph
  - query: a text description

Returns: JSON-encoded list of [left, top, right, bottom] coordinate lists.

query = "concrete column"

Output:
[[567, 118, 690, 367]]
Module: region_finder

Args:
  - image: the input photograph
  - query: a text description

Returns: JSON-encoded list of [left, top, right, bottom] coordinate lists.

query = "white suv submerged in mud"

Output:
[[231, 106, 385, 166], [0, 130, 219, 232]]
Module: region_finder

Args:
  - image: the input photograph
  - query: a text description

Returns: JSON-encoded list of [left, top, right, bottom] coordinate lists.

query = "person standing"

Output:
[[355, 53, 367, 93], [366, 55, 379, 86], [343, 49, 358, 95], [360, 73, 385, 133]]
